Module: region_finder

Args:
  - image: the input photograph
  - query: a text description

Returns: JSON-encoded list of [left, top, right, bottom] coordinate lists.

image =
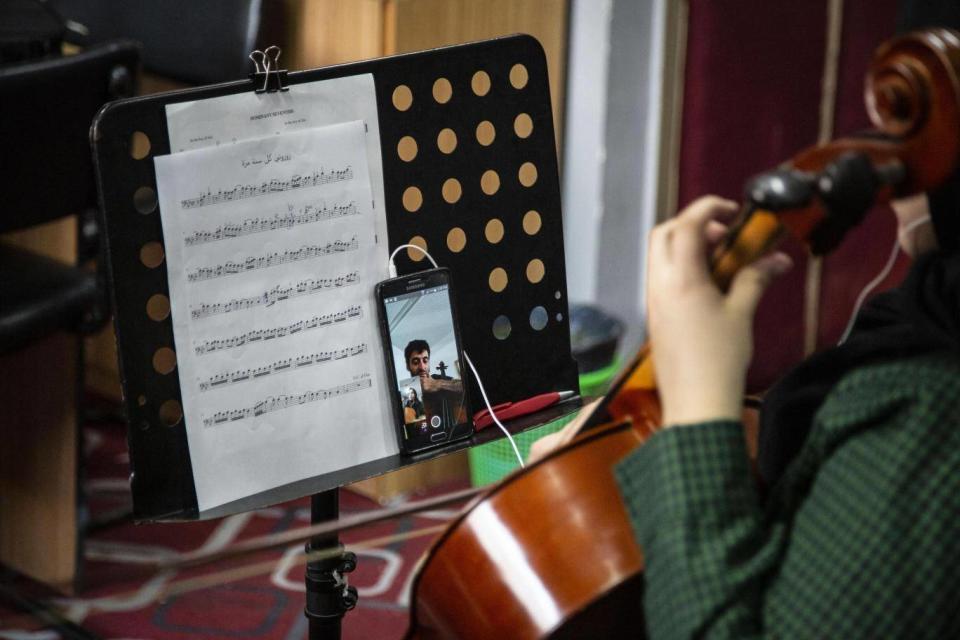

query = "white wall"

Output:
[[561, 0, 613, 307], [561, 0, 669, 347]]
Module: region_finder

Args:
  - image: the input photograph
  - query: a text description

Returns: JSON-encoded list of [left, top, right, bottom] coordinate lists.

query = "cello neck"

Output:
[[580, 207, 785, 430]]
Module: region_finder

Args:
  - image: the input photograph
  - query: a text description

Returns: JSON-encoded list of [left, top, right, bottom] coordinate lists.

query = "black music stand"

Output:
[[92, 35, 580, 638]]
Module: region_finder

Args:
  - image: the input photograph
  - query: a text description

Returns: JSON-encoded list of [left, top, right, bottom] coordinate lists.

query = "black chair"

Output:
[[0, 41, 139, 602], [0, 40, 140, 353], [48, 0, 268, 84]]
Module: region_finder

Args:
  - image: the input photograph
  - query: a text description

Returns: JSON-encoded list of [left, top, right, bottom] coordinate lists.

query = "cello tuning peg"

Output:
[[745, 169, 817, 211]]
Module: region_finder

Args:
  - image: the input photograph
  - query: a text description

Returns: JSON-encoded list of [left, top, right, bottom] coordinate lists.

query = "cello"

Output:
[[405, 28, 960, 640]]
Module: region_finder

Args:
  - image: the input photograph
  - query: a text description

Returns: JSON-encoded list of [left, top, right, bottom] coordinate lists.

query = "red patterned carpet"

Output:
[[1, 415, 470, 639]]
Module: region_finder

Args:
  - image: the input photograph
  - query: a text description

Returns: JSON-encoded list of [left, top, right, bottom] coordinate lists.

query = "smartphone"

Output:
[[375, 268, 472, 454]]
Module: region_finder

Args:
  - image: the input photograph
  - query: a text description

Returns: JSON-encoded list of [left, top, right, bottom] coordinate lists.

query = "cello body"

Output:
[[406, 395, 757, 639], [406, 418, 647, 640]]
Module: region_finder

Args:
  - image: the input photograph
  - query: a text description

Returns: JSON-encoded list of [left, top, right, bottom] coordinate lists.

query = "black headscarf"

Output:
[[757, 252, 960, 486], [756, 0, 960, 489]]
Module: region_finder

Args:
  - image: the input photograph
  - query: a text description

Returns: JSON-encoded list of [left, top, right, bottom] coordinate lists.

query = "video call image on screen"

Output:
[[384, 284, 468, 446]]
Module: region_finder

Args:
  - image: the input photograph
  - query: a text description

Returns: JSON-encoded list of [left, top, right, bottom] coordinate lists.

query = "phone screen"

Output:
[[379, 272, 471, 452]]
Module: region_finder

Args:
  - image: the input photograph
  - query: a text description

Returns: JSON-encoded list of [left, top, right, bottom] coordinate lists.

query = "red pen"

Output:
[[473, 390, 577, 431]]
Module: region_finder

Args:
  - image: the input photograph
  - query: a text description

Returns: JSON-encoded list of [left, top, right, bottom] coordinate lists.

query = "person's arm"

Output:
[[616, 421, 772, 639], [645, 196, 792, 426], [623, 196, 791, 637], [619, 352, 960, 639]]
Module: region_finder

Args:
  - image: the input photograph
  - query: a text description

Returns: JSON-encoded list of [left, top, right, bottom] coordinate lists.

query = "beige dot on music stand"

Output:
[[392, 85, 413, 111], [437, 128, 457, 154], [146, 294, 170, 321], [472, 70, 491, 96], [159, 400, 183, 427], [485, 218, 504, 244], [130, 131, 151, 160], [523, 210, 542, 235], [408, 236, 428, 262], [442, 178, 462, 204], [153, 347, 177, 375], [514, 113, 533, 138], [397, 136, 418, 162], [140, 242, 164, 268], [519, 162, 538, 187], [489, 267, 508, 293], [447, 227, 467, 253], [433, 77, 453, 104], [476, 120, 495, 146], [526, 259, 545, 283], [510, 63, 529, 89], [403, 186, 423, 212], [481, 170, 500, 195]]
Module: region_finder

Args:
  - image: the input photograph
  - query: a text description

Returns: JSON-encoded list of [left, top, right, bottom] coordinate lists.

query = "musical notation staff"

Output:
[[187, 237, 359, 283], [193, 305, 362, 355], [202, 378, 372, 427], [180, 166, 354, 209], [190, 271, 359, 320], [183, 202, 359, 247], [198, 343, 367, 392]]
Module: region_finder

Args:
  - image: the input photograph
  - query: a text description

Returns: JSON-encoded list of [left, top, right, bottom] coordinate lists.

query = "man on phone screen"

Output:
[[404, 339, 466, 425]]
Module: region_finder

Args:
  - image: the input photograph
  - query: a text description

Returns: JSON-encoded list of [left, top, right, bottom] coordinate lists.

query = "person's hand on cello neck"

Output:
[[530, 195, 791, 462], [648, 195, 792, 427]]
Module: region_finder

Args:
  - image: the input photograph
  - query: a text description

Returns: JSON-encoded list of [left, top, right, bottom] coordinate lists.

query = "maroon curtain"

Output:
[[677, 0, 901, 391], [817, 0, 908, 347]]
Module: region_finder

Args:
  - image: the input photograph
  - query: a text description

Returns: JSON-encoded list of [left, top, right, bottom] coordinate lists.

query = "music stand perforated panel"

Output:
[[93, 35, 579, 521]]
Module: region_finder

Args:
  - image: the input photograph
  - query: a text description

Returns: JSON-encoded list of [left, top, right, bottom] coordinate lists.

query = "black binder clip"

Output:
[[249, 45, 289, 93]]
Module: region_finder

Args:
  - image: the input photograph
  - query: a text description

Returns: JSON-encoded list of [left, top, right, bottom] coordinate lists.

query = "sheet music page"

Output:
[[154, 121, 396, 512], [164, 74, 388, 263]]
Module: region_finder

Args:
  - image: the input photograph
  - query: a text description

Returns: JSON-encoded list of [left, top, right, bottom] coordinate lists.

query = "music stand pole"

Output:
[[305, 489, 357, 640]]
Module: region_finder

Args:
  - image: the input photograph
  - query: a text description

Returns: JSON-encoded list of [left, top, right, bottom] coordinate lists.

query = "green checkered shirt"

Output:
[[614, 352, 960, 639]]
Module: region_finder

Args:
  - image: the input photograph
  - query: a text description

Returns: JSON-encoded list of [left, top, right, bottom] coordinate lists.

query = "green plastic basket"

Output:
[[578, 357, 622, 397], [468, 358, 622, 487]]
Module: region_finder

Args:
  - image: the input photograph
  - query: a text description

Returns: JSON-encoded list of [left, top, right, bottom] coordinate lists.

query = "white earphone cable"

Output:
[[838, 215, 931, 344], [463, 350, 524, 468], [388, 244, 438, 277]]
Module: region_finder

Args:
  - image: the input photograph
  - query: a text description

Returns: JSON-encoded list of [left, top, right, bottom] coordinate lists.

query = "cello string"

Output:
[[60, 524, 450, 619], [164, 485, 485, 570], [160, 524, 449, 600]]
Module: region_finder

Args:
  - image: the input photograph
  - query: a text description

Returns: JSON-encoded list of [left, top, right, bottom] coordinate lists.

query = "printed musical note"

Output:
[[181, 166, 354, 209], [193, 305, 362, 355], [184, 202, 359, 246], [198, 343, 367, 392], [202, 378, 372, 427], [187, 236, 359, 282], [190, 270, 359, 320]]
